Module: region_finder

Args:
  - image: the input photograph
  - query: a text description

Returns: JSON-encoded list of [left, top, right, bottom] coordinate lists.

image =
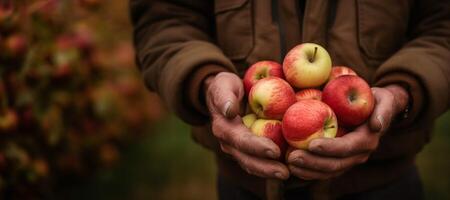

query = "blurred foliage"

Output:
[[0, 0, 165, 198], [59, 115, 217, 200], [417, 111, 450, 200], [1, 0, 449, 200]]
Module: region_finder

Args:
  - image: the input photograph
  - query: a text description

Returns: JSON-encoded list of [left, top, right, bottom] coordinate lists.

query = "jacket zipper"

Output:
[[271, 0, 286, 61], [326, 0, 337, 47], [297, 0, 307, 42]]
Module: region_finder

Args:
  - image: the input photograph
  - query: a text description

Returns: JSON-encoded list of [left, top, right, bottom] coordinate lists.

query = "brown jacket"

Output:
[[130, 0, 450, 198]]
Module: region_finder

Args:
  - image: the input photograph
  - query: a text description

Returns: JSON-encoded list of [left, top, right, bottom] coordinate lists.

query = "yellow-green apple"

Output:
[[282, 100, 337, 150], [243, 61, 284, 95], [249, 77, 296, 120], [250, 119, 287, 158], [329, 66, 357, 81], [283, 43, 332, 88], [322, 75, 375, 127], [295, 89, 322, 101], [242, 113, 257, 128]]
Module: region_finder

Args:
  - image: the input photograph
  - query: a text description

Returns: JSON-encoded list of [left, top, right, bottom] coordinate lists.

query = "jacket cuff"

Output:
[[187, 64, 231, 116], [373, 47, 449, 128], [374, 72, 424, 128], [158, 41, 236, 125]]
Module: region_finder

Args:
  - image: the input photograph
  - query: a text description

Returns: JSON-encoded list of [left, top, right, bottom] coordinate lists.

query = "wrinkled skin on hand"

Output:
[[205, 72, 290, 180], [286, 85, 409, 180]]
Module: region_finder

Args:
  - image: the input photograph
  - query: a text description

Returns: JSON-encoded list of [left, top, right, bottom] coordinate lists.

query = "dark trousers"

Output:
[[218, 165, 424, 200]]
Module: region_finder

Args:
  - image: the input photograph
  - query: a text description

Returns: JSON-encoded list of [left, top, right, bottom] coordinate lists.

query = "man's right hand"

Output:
[[204, 72, 289, 180]]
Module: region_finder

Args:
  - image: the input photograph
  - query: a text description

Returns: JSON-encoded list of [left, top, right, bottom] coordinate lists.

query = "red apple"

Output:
[[282, 99, 338, 149], [249, 77, 296, 120], [322, 75, 375, 127], [250, 119, 287, 158], [283, 43, 332, 88], [295, 89, 322, 101], [329, 66, 357, 81], [243, 61, 284, 95], [282, 100, 337, 149]]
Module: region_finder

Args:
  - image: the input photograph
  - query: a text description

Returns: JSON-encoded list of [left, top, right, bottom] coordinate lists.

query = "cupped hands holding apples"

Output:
[[205, 43, 409, 181], [205, 72, 290, 180], [287, 85, 408, 180]]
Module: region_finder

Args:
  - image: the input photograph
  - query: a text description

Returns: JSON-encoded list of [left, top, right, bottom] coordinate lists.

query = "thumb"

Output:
[[369, 88, 394, 133], [222, 99, 239, 119], [210, 72, 244, 119]]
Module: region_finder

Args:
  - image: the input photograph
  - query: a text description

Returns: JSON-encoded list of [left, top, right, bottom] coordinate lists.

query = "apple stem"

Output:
[[312, 47, 318, 62]]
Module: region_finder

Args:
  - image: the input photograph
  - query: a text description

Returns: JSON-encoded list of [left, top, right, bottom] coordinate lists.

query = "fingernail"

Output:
[[274, 172, 284, 179], [265, 150, 276, 158], [223, 101, 232, 117], [377, 115, 384, 132]]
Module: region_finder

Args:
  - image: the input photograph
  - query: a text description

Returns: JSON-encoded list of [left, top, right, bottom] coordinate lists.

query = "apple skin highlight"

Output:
[[322, 75, 375, 127], [282, 100, 337, 150], [283, 43, 332, 89], [328, 66, 357, 81], [295, 89, 322, 101], [251, 119, 287, 158], [249, 77, 296, 120], [243, 61, 284, 95]]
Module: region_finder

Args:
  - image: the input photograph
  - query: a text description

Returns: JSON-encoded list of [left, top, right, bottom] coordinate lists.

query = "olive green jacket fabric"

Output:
[[130, 0, 450, 198]]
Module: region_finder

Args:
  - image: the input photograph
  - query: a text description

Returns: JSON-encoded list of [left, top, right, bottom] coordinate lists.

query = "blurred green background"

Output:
[[1, 1, 449, 199]]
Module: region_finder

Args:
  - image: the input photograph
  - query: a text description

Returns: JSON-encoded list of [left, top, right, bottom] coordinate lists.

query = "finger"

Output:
[[308, 124, 379, 157], [287, 149, 368, 173], [222, 143, 289, 180], [289, 165, 339, 180], [212, 116, 280, 159], [284, 146, 296, 162], [207, 72, 244, 118], [369, 88, 394, 133]]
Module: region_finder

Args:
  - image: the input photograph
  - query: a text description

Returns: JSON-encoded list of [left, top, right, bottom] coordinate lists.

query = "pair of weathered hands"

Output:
[[205, 72, 409, 181]]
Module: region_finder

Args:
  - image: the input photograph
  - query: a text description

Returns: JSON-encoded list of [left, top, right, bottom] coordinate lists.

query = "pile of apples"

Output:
[[242, 43, 374, 157], [0, 0, 163, 196]]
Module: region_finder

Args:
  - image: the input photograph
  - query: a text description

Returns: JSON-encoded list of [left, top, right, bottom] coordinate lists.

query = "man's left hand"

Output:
[[286, 85, 409, 180]]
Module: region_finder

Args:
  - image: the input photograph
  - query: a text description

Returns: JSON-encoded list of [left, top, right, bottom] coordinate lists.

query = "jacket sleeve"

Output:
[[373, 0, 450, 128], [130, 0, 236, 125]]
